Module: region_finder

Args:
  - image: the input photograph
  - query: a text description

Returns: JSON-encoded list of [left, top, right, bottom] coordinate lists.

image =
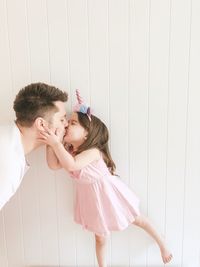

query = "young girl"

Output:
[[40, 90, 172, 267]]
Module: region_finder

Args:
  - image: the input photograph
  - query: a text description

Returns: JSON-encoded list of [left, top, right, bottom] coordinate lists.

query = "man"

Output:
[[0, 82, 68, 210]]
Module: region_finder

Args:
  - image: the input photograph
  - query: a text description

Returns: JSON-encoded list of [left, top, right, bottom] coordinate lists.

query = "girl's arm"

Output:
[[51, 142, 100, 172], [39, 128, 100, 172], [46, 145, 62, 170]]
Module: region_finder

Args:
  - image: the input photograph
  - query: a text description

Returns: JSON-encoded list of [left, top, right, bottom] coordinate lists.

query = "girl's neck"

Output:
[[65, 143, 78, 156], [70, 140, 84, 153]]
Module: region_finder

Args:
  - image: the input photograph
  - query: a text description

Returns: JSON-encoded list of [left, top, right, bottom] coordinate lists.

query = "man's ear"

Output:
[[34, 117, 47, 131]]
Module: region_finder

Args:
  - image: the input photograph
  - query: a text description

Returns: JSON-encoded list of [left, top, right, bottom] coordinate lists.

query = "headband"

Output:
[[73, 89, 92, 121]]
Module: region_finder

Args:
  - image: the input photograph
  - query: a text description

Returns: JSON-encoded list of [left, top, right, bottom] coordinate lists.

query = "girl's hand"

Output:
[[39, 126, 61, 147], [55, 127, 65, 142]]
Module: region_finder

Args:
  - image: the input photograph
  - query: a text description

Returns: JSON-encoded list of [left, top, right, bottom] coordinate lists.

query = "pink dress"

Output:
[[70, 155, 140, 236]]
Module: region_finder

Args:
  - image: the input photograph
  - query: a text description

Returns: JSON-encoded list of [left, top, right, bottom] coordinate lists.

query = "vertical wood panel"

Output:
[[2, 0, 31, 266], [46, 1, 74, 264], [0, 0, 13, 122], [54, 170, 76, 266], [147, 0, 171, 264], [47, 1, 76, 265], [46, 0, 70, 90], [165, 0, 192, 266], [182, 1, 200, 266], [129, 1, 150, 266], [3, 194, 25, 267], [87, 0, 111, 265], [36, 148, 60, 266], [108, 0, 130, 265], [0, 211, 8, 267], [20, 152, 42, 266], [5, 0, 30, 92], [67, 0, 94, 265], [88, 0, 110, 124], [26, 1, 59, 265], [26, 0, 50, 82]]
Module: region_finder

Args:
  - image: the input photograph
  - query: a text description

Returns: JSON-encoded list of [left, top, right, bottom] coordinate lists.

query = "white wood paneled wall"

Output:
[[0, 0, 200, 266]]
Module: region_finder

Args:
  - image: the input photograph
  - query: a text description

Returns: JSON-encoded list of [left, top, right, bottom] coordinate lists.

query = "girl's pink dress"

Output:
[[70, 155, 140, 236]]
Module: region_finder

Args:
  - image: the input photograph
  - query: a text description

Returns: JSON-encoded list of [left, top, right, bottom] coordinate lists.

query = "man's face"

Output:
[[48, 101, 68, 132]]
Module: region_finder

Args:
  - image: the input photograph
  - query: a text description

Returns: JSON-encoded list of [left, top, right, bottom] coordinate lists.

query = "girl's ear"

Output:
[[83, 129, 88, 140], [34, 117, 47, 131]]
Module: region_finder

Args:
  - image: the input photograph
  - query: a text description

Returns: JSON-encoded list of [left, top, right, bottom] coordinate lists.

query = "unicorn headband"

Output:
[[73, 89, 92, 121]]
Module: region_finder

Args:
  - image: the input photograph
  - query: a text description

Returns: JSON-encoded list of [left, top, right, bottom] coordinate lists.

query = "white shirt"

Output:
[[0, 122, 29, 210]]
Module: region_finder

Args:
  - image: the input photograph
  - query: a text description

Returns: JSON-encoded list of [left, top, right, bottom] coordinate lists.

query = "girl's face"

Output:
[[64, 112, 88, 147]]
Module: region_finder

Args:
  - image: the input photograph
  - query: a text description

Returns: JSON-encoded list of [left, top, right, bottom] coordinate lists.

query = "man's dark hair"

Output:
[[13, 82, 68, 127]]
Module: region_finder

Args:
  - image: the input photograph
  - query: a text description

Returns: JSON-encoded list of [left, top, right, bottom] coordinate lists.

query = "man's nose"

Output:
[[64, 119, 68, 127]]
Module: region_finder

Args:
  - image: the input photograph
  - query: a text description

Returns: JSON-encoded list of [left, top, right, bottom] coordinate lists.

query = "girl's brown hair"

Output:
[[74, 112, 116, 175]]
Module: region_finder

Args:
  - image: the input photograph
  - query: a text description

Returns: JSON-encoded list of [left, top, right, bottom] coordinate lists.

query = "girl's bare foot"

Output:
[[160, 246, 173, 264]]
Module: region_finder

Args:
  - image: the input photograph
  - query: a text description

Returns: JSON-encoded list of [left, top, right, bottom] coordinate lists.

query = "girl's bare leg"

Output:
[[133, 215, 172, 264], [95, 234, 108, 267]]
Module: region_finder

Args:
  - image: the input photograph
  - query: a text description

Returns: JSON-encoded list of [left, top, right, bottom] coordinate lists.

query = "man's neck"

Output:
[[16, 123, 43, 155]]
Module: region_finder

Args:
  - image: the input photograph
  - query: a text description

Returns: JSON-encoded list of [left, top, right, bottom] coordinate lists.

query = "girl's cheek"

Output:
[[64, 133, 70, 140]]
